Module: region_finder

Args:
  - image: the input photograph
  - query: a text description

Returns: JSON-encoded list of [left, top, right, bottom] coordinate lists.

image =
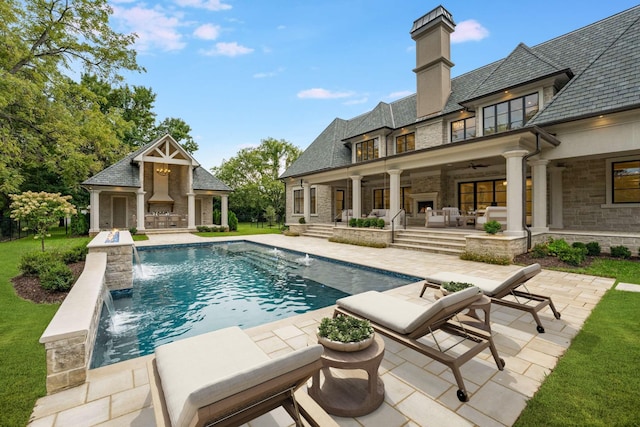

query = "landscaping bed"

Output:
[[12, 261, 84, 304]]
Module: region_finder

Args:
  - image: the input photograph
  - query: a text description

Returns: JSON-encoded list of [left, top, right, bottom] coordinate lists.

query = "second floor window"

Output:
[[355, 138, 379, 162], [483, 93, 539, 135], [396, 133, 415, 154], [451, 117, 476, 142]]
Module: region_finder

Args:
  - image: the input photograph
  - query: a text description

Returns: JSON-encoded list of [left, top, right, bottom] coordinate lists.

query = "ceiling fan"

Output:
[[468, 162, 490, 169]]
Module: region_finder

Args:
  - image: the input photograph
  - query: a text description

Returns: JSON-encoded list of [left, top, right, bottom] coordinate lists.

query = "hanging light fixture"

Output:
[[156, 163, 171, 176]]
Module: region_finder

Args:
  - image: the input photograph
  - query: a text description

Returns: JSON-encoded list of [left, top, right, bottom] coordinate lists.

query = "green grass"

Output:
[[194, 222, 283, 237], [515, 258, 640, 426], [0, 230, 90, 427]]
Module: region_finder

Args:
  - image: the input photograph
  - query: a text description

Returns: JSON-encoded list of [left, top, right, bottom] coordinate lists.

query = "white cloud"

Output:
[[387, 90, 413, 100], [200, 42, 254, 57], [451, 19, 489, 43], [193, 23, 221, 40], [112, 6, 186, 52], [253, 67, 284, 78], [175, 0, 232, 11], [297, 88, 355, 99]]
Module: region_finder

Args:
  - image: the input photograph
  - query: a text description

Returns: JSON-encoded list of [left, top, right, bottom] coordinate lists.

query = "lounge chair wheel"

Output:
[[456, 389, 468, 402], [554, 312, 561, 319], [536, 325, 545, 333]]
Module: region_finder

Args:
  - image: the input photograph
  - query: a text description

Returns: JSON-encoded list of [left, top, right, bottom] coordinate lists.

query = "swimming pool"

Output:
[[91, 241, 421, 368]]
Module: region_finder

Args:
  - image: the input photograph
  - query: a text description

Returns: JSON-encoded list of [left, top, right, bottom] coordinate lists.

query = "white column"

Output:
[[350, 176, 362, 219], [220, 194, 229, 227], [89, 189, 101, 234], [303, 182, 311, 223], [136, 189, 146, 232], [549, 166, 565, 229], [530, 159, 549, 232], [187, 193, 196, 229], [388, 169, 402, 226], [502, 150, 528, 236]]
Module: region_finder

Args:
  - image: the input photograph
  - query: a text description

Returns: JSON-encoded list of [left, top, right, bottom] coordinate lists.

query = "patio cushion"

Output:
[[427, 264, 541, 297], [336, 287, 481, 334], [155, 326, 323, 427]]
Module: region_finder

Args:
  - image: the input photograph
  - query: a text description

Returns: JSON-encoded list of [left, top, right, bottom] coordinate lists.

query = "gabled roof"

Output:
[[82, 135, 232, 192], [463, 43, 570, 103], [282, 5, 640, 178]]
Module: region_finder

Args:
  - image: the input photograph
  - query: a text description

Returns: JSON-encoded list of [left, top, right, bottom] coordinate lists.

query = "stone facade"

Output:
[[416, 119, 446, 149], [333, 227, 393, 246], [465, 234, 528, 260], [87, 231, 134, 290]]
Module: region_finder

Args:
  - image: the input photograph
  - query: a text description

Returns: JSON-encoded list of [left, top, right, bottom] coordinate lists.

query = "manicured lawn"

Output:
[[0, 230, 90, 427]]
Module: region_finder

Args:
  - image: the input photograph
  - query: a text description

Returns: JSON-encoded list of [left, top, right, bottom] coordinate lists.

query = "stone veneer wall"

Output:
[[562, 158, 640, 231], [87, 230, 134, 290], [332, 227, 393, 246], [465, 234, 528, 260], [39, 252, 107, 394]]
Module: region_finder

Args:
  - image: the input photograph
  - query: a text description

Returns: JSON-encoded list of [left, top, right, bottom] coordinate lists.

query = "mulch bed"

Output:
[[11, 261, 85, 304]]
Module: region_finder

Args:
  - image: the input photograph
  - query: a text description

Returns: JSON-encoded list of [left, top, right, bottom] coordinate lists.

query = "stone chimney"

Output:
[[411, 6, 455, 118]]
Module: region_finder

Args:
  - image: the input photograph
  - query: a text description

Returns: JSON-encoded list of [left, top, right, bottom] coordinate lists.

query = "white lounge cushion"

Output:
[[155, 326, 323, 427], [336, 287, 481, 335], [427, 264, 541, 297]]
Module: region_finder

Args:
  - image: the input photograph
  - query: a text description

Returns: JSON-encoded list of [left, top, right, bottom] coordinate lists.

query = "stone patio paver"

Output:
[[28, 233, 615, 427]]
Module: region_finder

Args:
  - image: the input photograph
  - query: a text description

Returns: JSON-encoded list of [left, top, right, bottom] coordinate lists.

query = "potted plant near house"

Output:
[[317, 315, 375, 352]]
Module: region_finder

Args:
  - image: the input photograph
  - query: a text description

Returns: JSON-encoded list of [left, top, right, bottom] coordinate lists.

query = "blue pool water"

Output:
[[91, 241, 420, 368]]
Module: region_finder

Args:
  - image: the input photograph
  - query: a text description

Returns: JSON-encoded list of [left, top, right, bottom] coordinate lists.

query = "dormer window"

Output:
[[396, 133, 415, 154], [451, 117, 476, 142], [355, 138, 379, 162], [483, 93, 539, 135]]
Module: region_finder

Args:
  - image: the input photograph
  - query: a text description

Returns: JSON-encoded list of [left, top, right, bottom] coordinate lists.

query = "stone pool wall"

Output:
[[39, 252, 107, 394], [87, 230, 134, 290]]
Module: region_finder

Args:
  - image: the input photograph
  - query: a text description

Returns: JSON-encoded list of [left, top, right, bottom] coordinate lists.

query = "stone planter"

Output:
[[317, 333, 375, 352]]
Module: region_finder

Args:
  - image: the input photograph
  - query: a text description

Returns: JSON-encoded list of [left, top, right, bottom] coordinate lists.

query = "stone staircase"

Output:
[[390, 228, 469, 255], [301, 224, 334, 239]]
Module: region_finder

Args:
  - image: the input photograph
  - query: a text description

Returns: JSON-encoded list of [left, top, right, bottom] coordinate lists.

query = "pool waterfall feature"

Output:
[[39, 230, 135, 394]]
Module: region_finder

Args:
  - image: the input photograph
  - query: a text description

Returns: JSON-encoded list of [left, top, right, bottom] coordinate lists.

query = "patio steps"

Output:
[[301, 224, 334, 239], [390, 229, 468, 255]]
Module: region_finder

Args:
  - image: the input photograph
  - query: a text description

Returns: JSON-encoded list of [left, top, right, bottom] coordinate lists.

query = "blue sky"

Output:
[[109, 0, 639, 170]]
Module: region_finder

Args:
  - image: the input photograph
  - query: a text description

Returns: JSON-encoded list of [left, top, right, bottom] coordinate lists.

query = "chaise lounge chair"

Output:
[[420, 263, 561, 333], [148, 326, 338, 427], [334, 287, 505, 402]]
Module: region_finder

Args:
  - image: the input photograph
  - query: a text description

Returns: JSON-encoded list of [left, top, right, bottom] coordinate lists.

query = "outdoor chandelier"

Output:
[[156, 164, 171, 176]]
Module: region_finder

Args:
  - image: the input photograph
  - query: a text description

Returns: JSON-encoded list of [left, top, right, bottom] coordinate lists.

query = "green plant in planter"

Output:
[[317, 316, 374, 343], [441, 281, 475, 293], [298, 217, 306, 224], [348, 218, 357, 227], [483, 220, 502, 234], [376, 218, 385, 229]]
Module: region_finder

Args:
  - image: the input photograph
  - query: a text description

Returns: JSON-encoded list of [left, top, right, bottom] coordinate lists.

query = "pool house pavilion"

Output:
[[82, 134, 232, 235], [281, 5, 640, 257]]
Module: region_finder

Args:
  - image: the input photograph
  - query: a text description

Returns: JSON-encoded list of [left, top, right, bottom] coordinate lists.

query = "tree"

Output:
[[155, 117, 199, 154], [10, 191, 77, 251], [0, 0, 142, 213], [212, 138, 302, 221]]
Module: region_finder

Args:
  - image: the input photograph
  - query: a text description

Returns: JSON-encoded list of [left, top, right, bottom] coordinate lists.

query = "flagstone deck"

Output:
[[29, 233, 615, 427]]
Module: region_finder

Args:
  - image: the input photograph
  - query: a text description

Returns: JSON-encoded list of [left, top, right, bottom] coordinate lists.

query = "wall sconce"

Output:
[[300, 179, 303, 187]]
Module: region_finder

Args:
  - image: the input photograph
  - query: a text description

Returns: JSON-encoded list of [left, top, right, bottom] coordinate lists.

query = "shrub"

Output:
[[129, 227, 137, 235], [212, 209, 221, 225], [459, 251, 511, 265], [558, 246, 587, 266], [483, 220, 502, 234], [348, 218, 357, 227], [356, 218, 364, 227], [40, 262, 74, 292], [610, 245, 631, 259], [362, 218, 371, 227], [70, 213, 89, 236], [298, 216, 305, 224], [60, 245, 88, 264], [19, 251, 57, 276], [196, 225, 210, 232], [586, 241, 601, 256], [547, 238, 571, 257], [572, 242, 587, 251], [228, 211, 238, 231], [531, 243, 549, 258], [377, 218, 385, 229]]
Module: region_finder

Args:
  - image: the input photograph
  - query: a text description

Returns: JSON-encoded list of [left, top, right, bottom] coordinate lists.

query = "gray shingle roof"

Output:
[[282, 5, 640, 178], [83, 138, 232, 192]]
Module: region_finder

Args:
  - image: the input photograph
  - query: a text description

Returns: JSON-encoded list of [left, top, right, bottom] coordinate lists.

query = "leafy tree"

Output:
[[155, 117, 199, 154], [0, 0, 142, 213], [9, 191, 77, 251], [212, 138, 302, 221]]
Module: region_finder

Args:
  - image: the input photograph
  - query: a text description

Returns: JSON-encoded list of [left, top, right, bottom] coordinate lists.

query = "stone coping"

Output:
[[39, 252, 107, 344], [87, 230, 134, 249]]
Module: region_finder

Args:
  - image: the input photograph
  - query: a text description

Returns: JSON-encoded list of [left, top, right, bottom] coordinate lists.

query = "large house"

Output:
[[281, 5, 640, 256], [82, 134, 232, 235]]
